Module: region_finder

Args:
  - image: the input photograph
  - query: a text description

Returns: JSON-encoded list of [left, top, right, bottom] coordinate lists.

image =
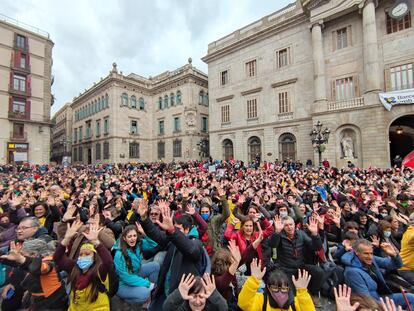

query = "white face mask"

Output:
[[279, 211, 288, 218]]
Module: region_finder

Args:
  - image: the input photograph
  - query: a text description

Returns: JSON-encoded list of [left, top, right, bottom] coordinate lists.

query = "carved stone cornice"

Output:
[[271, 78, 298, 88], [216, 95, 234, 102], [241, 87, 263, 96]]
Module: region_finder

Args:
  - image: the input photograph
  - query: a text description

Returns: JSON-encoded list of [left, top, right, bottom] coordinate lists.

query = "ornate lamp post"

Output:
[[310, 121, 330, 167], [196, 139, 209, 161]]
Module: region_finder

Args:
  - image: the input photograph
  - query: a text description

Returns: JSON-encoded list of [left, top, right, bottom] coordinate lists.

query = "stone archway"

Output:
[[389, 114, 414, 166]]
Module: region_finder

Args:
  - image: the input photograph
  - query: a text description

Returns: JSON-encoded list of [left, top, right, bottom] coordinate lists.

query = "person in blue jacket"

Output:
[[341, 238, 414, 309], [114, 225, 160, 305]]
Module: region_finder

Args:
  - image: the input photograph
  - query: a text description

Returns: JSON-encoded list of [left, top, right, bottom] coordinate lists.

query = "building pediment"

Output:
[[302, 0, 365, 22]]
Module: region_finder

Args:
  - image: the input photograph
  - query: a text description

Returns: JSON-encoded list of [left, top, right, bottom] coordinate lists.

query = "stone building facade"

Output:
[[71, 60, 208, 164], [0, 14, 54, 164], [51, 103, 72, 164], [203, 0, 414, 168]]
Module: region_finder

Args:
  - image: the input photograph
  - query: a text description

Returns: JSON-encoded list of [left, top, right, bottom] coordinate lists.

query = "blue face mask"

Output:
[[201, 213, 209, 221], [77, 255, 94, 270], [384, 231, 392, 238]]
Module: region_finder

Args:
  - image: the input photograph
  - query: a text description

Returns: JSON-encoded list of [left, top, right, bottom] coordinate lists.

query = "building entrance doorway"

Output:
[[87, 148, 92, 164], [389, 114, 414, 166]]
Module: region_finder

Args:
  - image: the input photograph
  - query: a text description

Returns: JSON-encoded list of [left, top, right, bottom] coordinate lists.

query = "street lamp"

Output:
[[196, 139, 209, 160], [310, 121, 330, 167]]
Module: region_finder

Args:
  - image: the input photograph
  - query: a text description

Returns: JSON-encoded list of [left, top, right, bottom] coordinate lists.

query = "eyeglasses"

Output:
[[268, 285, 289, 293], [16, 226, 36, 231], [150, 213, 160, 216]]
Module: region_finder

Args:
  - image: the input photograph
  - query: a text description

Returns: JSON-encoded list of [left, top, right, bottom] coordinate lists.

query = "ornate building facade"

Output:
[[70, 60, 208, 164], [51, 103, 72, 164], [203, 0, 414, 167], [0, 14, 54, 164]]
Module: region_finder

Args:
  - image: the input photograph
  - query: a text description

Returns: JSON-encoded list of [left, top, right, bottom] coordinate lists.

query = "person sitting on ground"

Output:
[[163, 273, 227, 311]]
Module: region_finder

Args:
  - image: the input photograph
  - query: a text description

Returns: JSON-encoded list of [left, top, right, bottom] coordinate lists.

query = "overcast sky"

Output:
[[2, 0, 293, 115]]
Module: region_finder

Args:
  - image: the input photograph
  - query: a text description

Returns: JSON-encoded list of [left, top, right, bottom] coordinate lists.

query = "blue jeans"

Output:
[[389, 293, 414, 309], [117, 262, 160, 304]]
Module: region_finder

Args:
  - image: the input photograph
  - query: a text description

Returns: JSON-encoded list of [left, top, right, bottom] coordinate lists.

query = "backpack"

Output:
[[98, 264, 119, 298], [320, 261, 344, 299]]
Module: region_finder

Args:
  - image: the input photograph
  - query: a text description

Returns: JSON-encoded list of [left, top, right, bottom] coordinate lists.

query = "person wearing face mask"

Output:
[[113, 225, 160, 305], [53, 220, 113, 311], [238, 258, 315, 311], [0, 213, 18, 251], [399, 213, 414, 285], [163, 273, 227, 311]]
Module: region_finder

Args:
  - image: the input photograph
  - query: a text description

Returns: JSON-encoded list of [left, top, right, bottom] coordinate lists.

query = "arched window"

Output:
[[176, 90, 182, 104], [139, 97, 145, 110], [279, 133, 296, 161], [248, 136, 261, 162], [223, 139, 234, 161], [121, 93, 128, 107], [199, 90, 204, 104], [164, 95, 169, 108], [170, 93, 175, 106], [130, 95, 137, 108], [158, 97, 163, 110]]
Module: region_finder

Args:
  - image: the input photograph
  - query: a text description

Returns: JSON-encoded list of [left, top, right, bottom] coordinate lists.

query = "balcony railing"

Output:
[[10, 131, 27, 142], [9, 84, 31, 97], [327, 97, 364, 111], [10, 59, 30, 74], [278, 112, 293, 121], [8, 111, 29, 120]]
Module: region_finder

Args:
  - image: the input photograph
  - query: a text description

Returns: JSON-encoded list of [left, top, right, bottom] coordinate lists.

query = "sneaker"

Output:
[[311, 295, 322, 308]]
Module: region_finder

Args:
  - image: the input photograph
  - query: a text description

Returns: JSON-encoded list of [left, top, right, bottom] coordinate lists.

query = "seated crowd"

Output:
[[0, 160, 412, 311]]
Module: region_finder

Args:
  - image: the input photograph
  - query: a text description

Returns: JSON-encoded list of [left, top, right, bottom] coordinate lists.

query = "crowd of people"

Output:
[[0, 159, 412, 311]]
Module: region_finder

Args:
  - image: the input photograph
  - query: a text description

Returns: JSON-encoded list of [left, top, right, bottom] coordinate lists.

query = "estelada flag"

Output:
[[402, 150, 414, 169]]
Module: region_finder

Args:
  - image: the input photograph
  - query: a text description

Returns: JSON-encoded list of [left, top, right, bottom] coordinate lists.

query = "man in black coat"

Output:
[[137, 202, 204, 311]]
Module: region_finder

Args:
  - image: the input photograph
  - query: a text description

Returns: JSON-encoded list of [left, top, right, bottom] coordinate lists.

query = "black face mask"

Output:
[[0, 222, 10, 229]]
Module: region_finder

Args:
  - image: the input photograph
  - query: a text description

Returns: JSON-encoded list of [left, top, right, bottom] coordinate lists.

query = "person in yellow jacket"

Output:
[[399, 213, 414, 284], [238, 258, 315, 311]]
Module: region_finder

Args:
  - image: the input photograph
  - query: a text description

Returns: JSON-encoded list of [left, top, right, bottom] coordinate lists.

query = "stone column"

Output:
[[362, 0, 380, 93], [311, 21, 327, 103]]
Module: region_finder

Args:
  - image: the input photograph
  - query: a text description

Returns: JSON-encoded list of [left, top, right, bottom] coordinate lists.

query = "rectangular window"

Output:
[[158, 120, 165, 135], [173, 117, 181, 132], [334, 76, 355, 100], [13, 123, 24, 137], [79, 127, 83, 142], [221, 70, 229, 85], [16, 34, 26, 49], [129, 143, 140, 158], [96, 120, 101, 136], [278, 91, 290, 113], [130, 120, 138, 134], [74, 128, 78, 143], [13, 74, 26, 92], [12, 99, 26, 114], [86, 122, 91, 139], [336, 27, 348, 50], [202, 116, 208, 132], [73, 147, 77, 162], [221, 105, 230, 123], [386, 12, 411, 34], [246, 60, 257, 77], [103, 142, 110, 159], [104, 118, 109, 134], [247, 99, 257, 119], [96, 143, 101, 160], [157, 142, 165, 159], [276, 48, 290, 68], [20, 53, 26, 69], [78, 146, 83, 162], [173, 140, 182, 157], [390, 63, 414, 91]]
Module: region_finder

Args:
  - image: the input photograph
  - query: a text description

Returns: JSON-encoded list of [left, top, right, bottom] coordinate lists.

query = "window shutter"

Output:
[[332, 30, 337, 51], [347, 25, 352, 47], [9, 72, 13, 89], [26, 100, 31, 119], [25, 37, 29, 52], [354, 75, 360, 97], [384, 68, 391, 91], [26, 53, 30, 70], [331, 80, 336, 101], [26, 76, 31, 96], [9, 96, 13, 112], [14, 51, 19, 67]]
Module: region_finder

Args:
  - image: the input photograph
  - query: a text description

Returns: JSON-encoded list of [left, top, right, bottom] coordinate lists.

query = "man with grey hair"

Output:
[[399, 213, 414, 284], [342, 238, 414, 308], [16, 216, 52, 243]]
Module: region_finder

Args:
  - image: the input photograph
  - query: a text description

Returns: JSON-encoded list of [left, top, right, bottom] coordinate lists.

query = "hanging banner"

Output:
[[379, 88, 414, 111]]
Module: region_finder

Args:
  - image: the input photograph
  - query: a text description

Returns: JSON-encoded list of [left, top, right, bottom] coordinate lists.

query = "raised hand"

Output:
[[292, 269, 311, 290], [156, 205, 175, 233], [0, 241, 25, 264], [273, 215, 283, 233], [62, 202, 77, 222], [308, 216, 319, 236], [228, 239, 241, 263], [200, 273, 216, 299], [370, 235, 380, 248], [178, 274, 196, 300], [250, 258, 266, 280], [253, 222, 263, 249], [185, 203, 196, 216], [135, 221, 145, 236], [63, 219, 83, 245], [334, 284, 360, 311], [83, 222, 103, 244], [380, 242, 398, 257], [136, 199, 148, 219], [379, 297, 402, 311], [342, 239, 353, 251]]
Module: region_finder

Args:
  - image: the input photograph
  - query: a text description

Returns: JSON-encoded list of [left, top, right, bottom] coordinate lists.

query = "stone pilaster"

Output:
[[311, 21, 327, 103], [361, 0, 381, 93]]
